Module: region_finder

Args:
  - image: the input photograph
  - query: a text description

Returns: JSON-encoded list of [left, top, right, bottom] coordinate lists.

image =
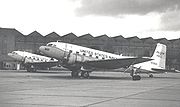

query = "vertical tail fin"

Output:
[[151, 43, 166, 69]]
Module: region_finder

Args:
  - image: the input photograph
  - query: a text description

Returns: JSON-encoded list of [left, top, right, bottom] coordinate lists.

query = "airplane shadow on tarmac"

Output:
[[39, 74, 180, 81], [41, 75, 132, 80], [11, 70, 180, 80], [12, 70, 70, 74]]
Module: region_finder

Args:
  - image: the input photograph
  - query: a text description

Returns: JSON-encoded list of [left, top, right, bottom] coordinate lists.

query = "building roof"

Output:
[[140, 37, 156, 43], [126, 36, 141, 42], [27, 31, 43, 38], [140, 37, 154, 40], [112, 35, 124, 39], [112, 35, 127, 41], [155, 38, 167, 41], [169, 38, 180, 42], [45, 32, 60, 38], [0, 28, 24, 37], [95, 34, 109, 40], [169, 38, 180, 44], [61, 32, 77, 39], [78, 33, 94, 39], [155, 38, 171, 44]]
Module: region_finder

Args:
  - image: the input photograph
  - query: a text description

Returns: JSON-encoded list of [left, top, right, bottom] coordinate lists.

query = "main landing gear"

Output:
[[132, 75, 141, 80], [26, 65, 37, 72], [71, 71, 90, 79], [81, 71, 90, 78], [130, 69, 141, 80], [149, 74, 153, 78]]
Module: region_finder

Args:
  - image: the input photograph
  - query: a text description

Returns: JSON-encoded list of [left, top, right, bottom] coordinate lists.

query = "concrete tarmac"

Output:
[[0, 70, 180, 107]]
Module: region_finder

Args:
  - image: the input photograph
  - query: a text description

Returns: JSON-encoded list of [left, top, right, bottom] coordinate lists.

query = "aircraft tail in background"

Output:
[[150, 43, 166, 69], [133, 43, 166, 72]]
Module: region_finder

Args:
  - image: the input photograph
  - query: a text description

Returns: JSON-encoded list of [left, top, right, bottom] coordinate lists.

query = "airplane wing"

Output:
[[24, 61, 59, 68], [83, 57, 152, 69]]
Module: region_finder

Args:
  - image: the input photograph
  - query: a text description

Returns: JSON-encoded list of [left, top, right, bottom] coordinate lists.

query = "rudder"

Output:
[[151, 43, 166, 69]]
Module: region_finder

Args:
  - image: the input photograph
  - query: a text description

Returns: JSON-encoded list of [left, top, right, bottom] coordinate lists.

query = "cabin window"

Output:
[[12, 52, 17, 54], [109, 56, 113, 59], [47, 44, 53, 46], [96, 56, 98, 59]]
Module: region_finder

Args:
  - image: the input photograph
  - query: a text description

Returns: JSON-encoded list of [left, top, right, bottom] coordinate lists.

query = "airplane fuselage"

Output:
[[8, 51, 56, 63], [8, 51, 58, 72], [39, 41, 135, 65]]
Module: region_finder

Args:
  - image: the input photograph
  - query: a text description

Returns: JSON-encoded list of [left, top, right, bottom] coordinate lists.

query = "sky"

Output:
[[0, 0, 180, 39]]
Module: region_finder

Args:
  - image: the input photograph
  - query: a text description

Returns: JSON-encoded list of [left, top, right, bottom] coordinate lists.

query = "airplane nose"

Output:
[[39, 46, 45, 52], [39, 46, 50, 52], [7, 53, 13, 57]]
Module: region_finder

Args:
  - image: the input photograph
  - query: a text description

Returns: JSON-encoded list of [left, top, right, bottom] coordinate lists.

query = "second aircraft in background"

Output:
[[8, 51, 58, 72]]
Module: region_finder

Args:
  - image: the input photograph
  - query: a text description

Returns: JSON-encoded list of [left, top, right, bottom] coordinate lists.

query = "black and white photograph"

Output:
[[0, 0, 180, 106]]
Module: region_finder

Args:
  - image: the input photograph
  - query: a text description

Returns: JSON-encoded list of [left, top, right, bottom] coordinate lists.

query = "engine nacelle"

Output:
[[65, 53, 90, 65], [66, 54, 77, 64]]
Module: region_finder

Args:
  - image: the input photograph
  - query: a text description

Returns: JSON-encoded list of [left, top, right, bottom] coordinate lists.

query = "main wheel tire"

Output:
[[81, 72, 90, 79], [27, 68, 36, 72], [132, 75, 141, 80], [149, 74, 153, 78]]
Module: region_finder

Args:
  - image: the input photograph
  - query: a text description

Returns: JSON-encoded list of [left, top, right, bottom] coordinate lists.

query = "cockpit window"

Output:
[[47, 44, 56, 47], [47, 44, 53, 46], [12, 52, 17, 54]]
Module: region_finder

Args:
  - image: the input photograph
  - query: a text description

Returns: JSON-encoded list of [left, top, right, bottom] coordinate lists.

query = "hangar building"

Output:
[[0, 28, 180, 70]]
